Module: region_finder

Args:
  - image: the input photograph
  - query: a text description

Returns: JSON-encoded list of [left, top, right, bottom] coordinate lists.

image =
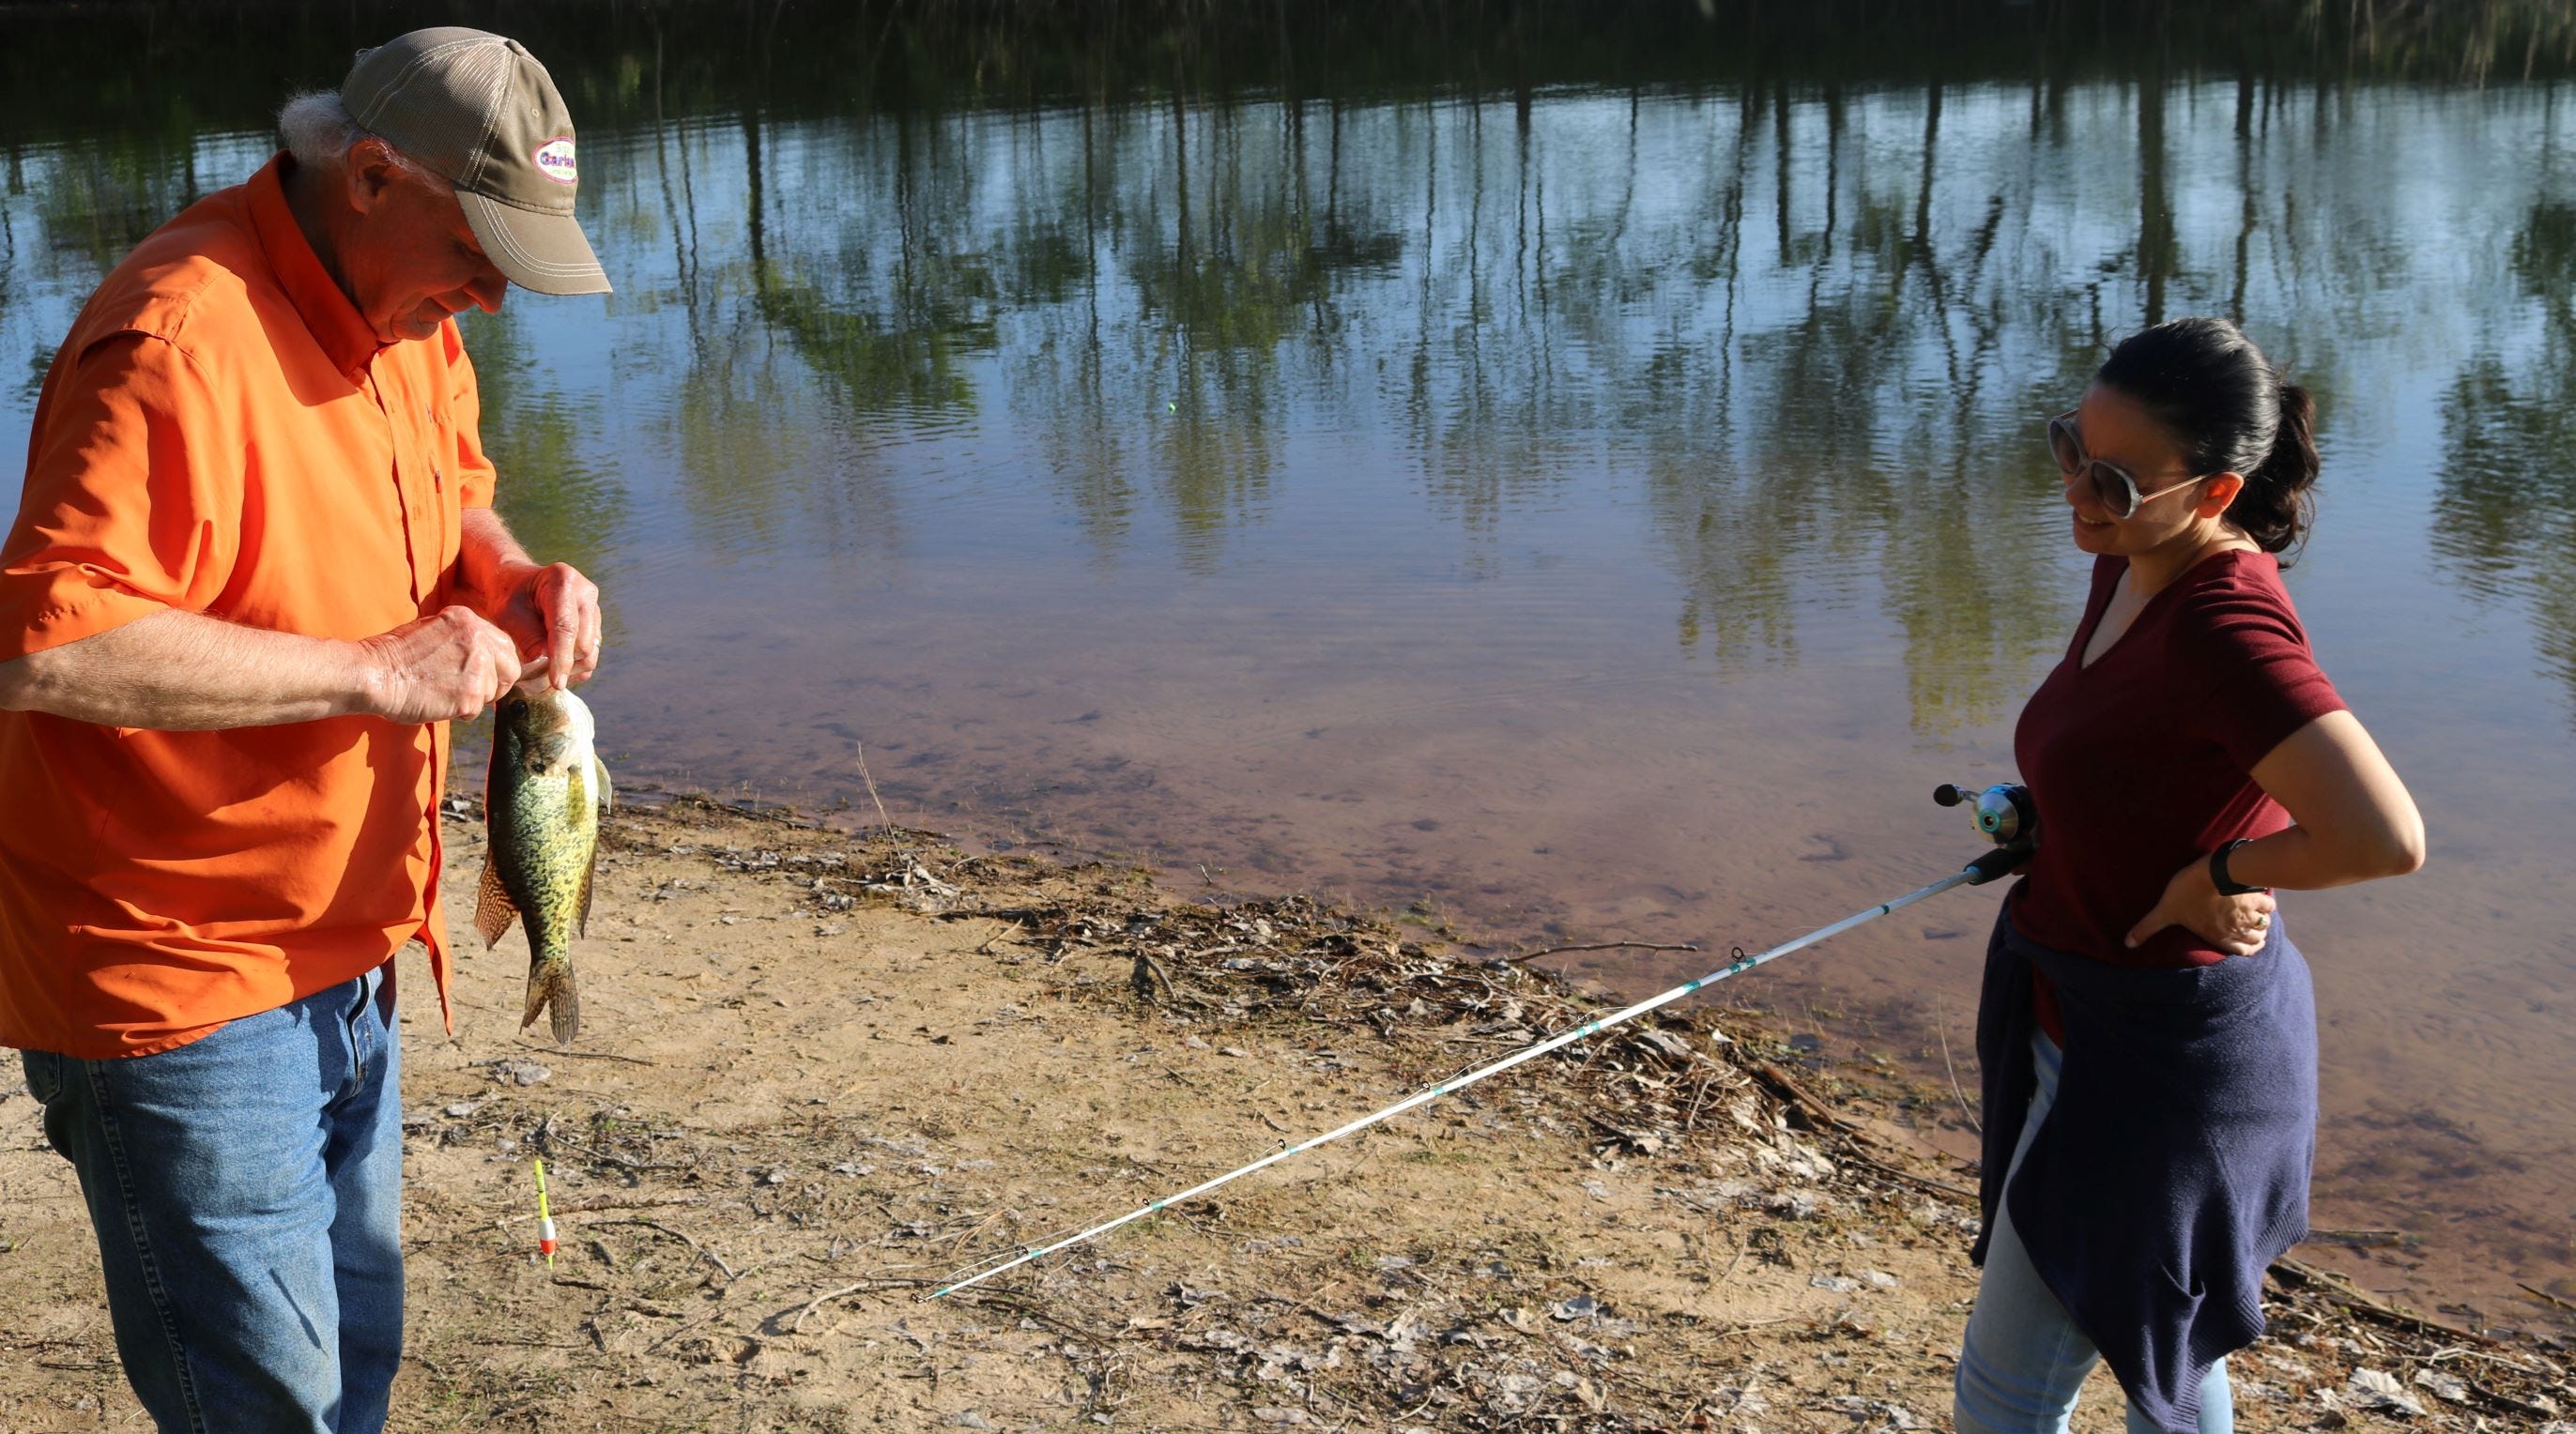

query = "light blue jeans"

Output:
[[1955, 1030, 2233, 1434], [19, 964, 405, 1433]]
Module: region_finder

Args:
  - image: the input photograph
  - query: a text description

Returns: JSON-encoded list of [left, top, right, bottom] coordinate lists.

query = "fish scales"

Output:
[[477, 687, 610, 1045]]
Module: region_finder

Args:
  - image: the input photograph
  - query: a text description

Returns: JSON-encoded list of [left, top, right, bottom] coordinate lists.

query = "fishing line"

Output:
[[924, 783, 2036, 1301]]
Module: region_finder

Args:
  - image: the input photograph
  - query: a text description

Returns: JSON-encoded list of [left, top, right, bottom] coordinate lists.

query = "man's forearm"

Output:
[[447, 506, 603, 690], [0, 610, 376, 730], [453, 507, 534, 617]]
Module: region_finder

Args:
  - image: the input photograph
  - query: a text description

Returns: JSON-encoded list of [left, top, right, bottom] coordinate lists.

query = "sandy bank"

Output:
[[0, 799, 2564, 1432]]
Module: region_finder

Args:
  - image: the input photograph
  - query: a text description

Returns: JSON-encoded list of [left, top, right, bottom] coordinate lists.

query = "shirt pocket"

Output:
[[419, 400, 453, 495], [407, 398, 462, 601]]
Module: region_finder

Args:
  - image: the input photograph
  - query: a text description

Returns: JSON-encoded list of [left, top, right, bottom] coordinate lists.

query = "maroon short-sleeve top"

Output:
[[2010, 549, 2347, 1041]]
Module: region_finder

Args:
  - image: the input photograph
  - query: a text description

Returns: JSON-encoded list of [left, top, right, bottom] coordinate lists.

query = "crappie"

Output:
[[477, 686, 610, 1045]]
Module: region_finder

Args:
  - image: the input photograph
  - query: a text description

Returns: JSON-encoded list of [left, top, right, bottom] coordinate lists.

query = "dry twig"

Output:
[[534, 1046, 658, 1065], [854, 740, 896, 833], [1937, 1016, 1980, 1137], [2516, 1280, 2576, 1314], [1500, 939, 1702, 965], [588, 1218, 737, 1281]]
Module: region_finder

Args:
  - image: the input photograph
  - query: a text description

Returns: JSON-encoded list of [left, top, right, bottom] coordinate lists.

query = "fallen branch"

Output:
[[548, 1142, 682, 1173], [1750, 1060, 1868, 1139], [974, 921, 1030, 955], [1842, 1148, 1975, 1203], [2516, 1280, 2576, 1314], [2268, 1256, 2490, 1344], [774, 1273, 1110, 1344], [588, 1218, 737, 1282], [2308, 1228, 2408, 1248], [1500, 940, 1702, 965], [552, 1193, 707, 1215], [535, 1047, 660, 1066], [780, 1277, 877, 1334]]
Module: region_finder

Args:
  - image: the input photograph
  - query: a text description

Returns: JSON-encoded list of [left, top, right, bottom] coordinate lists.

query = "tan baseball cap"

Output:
[[341, 27, 610, 296]]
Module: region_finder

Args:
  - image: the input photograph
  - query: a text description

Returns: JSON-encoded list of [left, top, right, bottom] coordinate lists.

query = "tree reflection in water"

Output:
[[2439, 199, 2576, 725], [3, 9, 2576, 742]]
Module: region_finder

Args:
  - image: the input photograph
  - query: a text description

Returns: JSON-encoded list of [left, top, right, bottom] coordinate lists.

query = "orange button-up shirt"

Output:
[[0, 153, 495, 1059]]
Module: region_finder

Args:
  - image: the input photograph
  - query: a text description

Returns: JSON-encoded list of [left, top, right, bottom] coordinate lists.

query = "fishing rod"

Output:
[[926, 782, 2037, 1302]]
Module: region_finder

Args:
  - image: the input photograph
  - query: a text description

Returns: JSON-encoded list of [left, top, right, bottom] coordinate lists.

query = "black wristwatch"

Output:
[[2209, 838, 2268, 896]]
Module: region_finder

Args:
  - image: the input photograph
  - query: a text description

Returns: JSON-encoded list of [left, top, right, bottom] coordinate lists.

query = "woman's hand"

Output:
[[2124, 855, 2277, 954], [2122, 713, 2423, 955]]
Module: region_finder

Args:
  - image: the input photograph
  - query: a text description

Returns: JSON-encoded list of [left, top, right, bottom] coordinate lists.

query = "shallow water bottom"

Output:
[[568, 543, 2576, 1328]]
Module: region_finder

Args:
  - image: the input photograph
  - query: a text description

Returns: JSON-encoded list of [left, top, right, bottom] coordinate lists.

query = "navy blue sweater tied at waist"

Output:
[[1972, 905, 2319, 1434]]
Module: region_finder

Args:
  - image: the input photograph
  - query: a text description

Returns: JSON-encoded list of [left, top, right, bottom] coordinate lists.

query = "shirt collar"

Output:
[[244, 153, 383, 382]]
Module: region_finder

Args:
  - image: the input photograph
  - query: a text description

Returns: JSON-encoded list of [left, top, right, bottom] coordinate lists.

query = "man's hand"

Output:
[[356, 606, 527, 723], [2124, 855, 2277, 954], [481, 559, 602, 690]]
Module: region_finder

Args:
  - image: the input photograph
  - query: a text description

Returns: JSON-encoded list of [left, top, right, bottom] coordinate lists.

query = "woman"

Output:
[[1952, 318, 2426, 1434]]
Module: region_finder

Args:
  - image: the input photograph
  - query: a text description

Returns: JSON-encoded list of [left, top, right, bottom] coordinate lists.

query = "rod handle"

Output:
[[1963, 843, 2033, 886]]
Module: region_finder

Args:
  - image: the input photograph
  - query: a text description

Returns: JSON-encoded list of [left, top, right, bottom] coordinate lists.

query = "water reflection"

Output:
[[731, 81, 2095, 688], [2437, 197, 2576, 722], [2, 62, 2570, 774], [456, 306, 629, 592], [8, 130, 229, 403]]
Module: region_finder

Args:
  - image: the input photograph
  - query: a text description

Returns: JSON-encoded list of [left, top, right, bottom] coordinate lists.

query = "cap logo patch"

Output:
[[532, 137, 579, 186]]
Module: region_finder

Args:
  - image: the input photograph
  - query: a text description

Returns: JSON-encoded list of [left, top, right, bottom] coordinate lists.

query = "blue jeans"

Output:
[[18, 964, 405, 1433], [1955, 1030, 2233, 1434]]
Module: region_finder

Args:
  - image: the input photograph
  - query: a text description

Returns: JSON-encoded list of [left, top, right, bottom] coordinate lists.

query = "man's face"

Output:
[[341, 143, 510, 344]]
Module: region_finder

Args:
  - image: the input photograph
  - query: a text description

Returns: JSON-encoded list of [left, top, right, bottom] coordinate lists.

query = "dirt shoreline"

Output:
[[1, 798, 2566, 1432]]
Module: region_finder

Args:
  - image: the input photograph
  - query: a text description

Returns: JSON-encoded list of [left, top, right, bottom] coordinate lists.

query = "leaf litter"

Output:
[[0, 791, 2566, 1430]]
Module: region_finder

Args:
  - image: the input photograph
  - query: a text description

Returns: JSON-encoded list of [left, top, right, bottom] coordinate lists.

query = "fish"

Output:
[[476, 685, 610, 1045]]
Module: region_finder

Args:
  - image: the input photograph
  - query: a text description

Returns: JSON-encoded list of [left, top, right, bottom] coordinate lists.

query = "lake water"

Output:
[[4, 7, 2572, 1328]]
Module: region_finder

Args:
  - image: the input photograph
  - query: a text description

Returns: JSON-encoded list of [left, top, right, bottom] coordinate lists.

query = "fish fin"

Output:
[[594, 758, 614, 814], [565, 762, 588, 820], [575, 844, 598, 939], [522, 957, 579, 1047], [473, 862, 518, 947]]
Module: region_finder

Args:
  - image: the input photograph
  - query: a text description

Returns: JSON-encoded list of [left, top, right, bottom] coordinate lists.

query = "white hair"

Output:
[[276, 90, 451, 192]]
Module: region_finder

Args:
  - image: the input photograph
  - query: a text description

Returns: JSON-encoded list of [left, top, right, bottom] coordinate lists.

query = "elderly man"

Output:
[[0, 29, 606, 1432]]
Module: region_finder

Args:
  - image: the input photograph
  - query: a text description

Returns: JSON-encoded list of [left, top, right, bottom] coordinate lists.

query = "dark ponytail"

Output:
[[2095, 317, 2321, 562], [2239, 381, 2319, 557]]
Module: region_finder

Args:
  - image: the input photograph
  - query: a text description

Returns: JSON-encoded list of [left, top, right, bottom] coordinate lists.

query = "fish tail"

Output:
[[521, 957, 580, 1047]]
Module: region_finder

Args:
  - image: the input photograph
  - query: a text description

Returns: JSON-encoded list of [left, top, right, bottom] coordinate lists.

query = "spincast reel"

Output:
[[1935, 782, 2037, 884]]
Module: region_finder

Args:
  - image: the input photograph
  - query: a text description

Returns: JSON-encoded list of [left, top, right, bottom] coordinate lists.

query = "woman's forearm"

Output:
[[2232, 711, 2428, 890], [2222, 821, 2420, 893]]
